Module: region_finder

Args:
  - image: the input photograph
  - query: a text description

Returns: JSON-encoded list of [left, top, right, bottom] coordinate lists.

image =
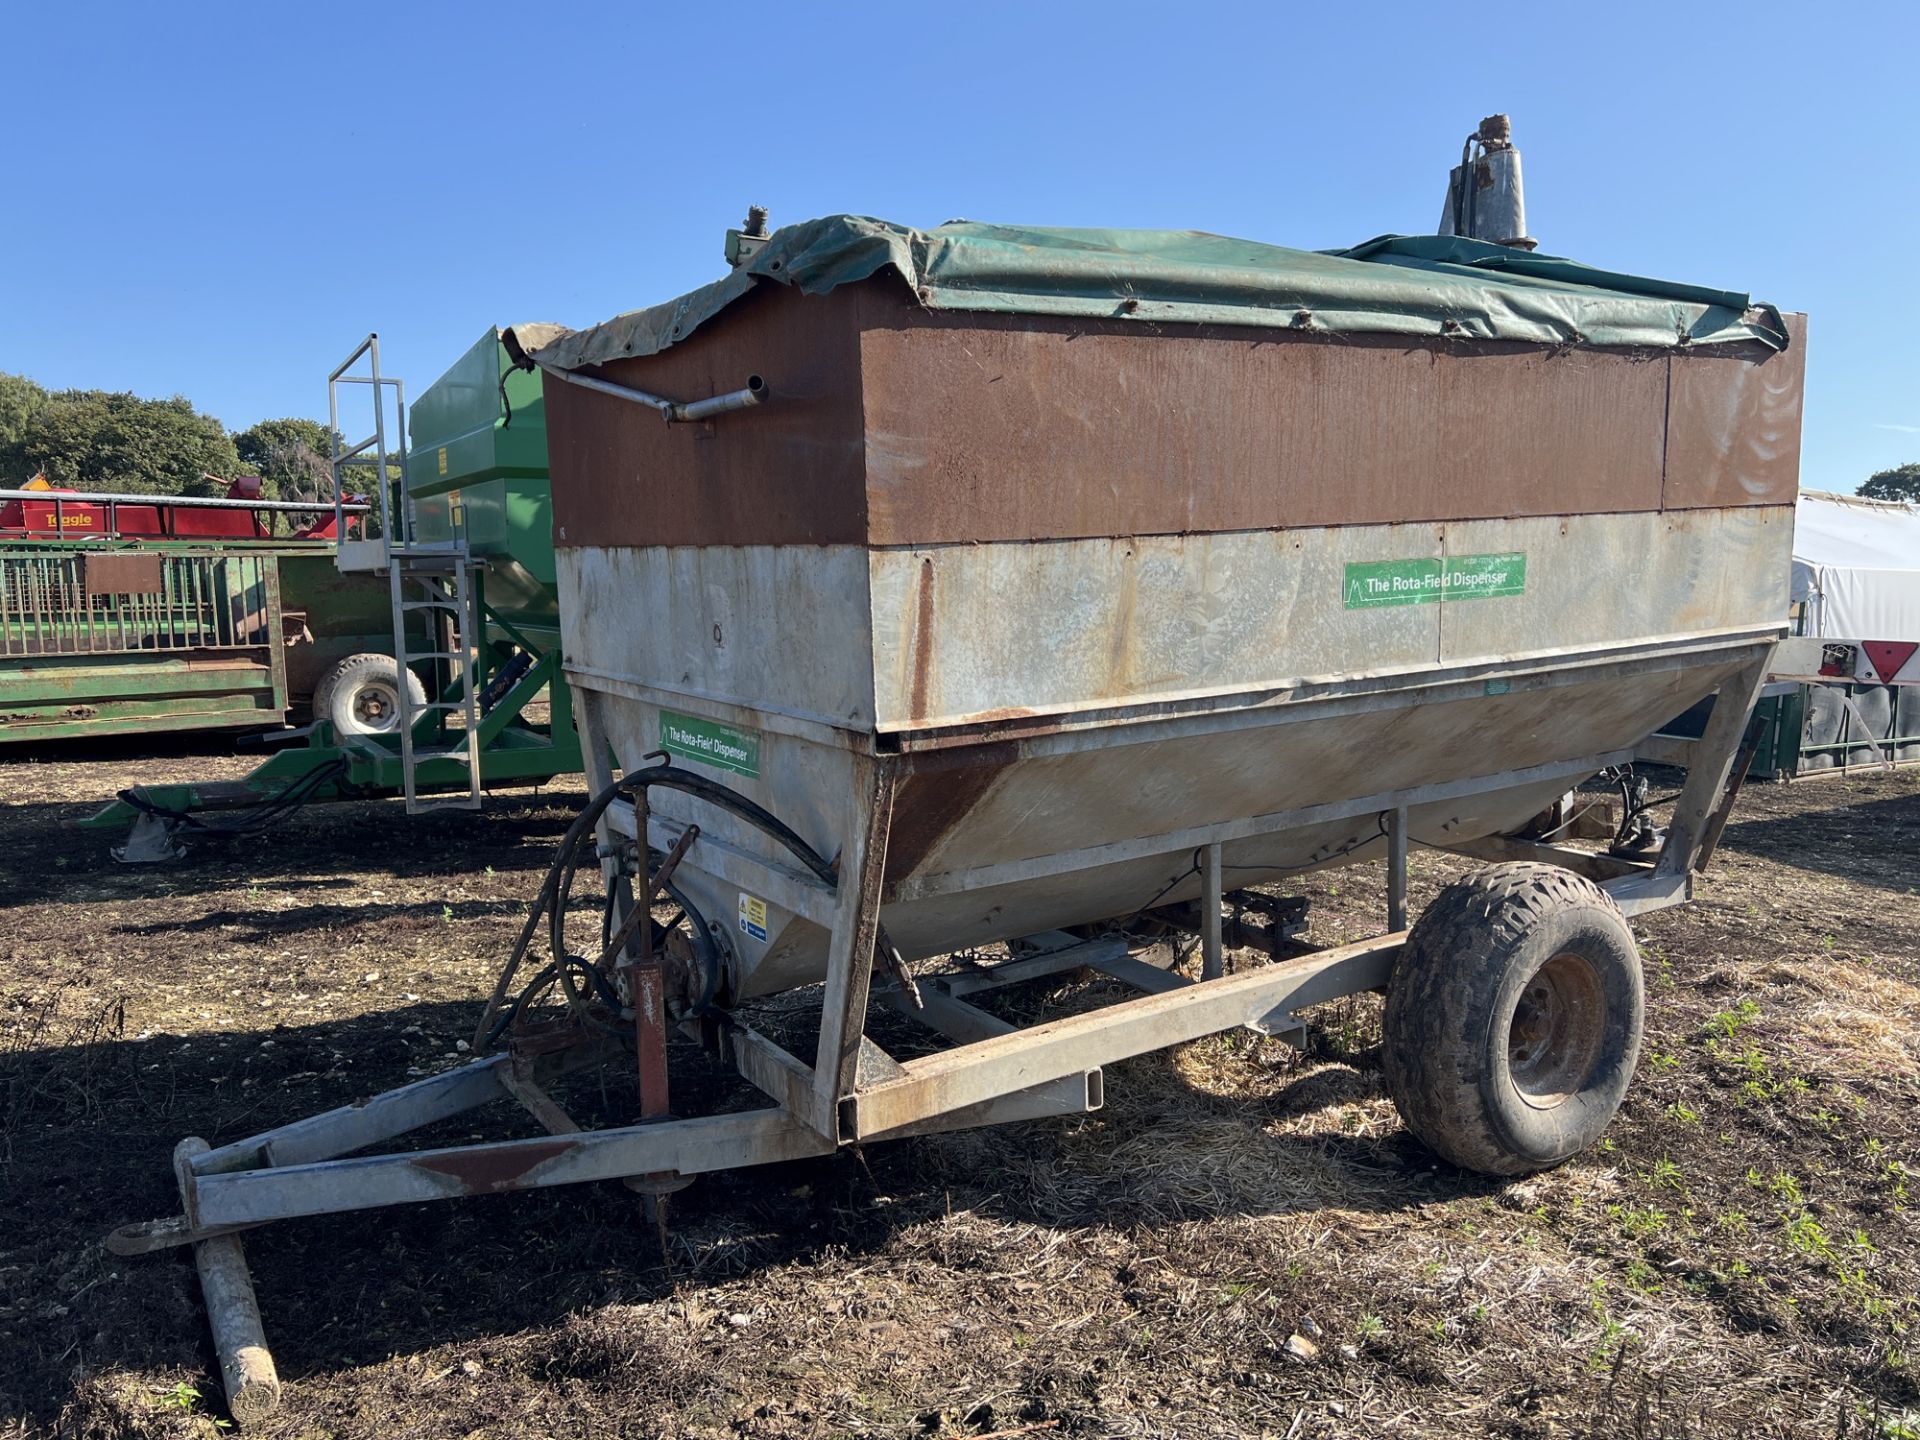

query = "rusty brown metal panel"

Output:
[[546, 283, 870, 550], [81, 552, 163, 595], [883, 742, 1018, 883], [1660, 314, 1807, 511], [854, 291, 1673, 545], [1433, 348, 1667, 520], [544, 278, 1800, 552]]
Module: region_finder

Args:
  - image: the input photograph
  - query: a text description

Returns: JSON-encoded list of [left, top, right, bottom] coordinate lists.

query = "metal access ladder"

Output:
[[328, 335, 483, 813]]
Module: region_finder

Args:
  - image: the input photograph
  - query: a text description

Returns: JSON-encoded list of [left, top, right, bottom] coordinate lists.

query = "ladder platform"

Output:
[[327, 341, 486, 818]]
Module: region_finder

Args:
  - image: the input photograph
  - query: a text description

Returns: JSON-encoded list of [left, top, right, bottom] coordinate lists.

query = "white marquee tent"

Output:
[[1780, 491, 1920, 771], [1791, 491, 1920, 647]]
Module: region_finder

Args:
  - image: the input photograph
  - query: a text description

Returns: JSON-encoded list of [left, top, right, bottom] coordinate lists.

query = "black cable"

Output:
[[115, 757, 353, 838], [1227, 813, 1392, 877], [474, 763, 839, 1051], [545, 767, 833, 1005], [1118, 859, 1203, 931], [472, 777, 641, 1049], [483, 954, 628, 1050]]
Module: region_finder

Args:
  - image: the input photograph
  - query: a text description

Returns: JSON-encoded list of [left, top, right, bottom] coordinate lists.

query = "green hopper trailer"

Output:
[[87, 329, 581, 857]]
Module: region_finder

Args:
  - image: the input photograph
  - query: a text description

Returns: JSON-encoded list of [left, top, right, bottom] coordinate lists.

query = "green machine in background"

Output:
[[0, 493, 393, 743], [405, 327, 561, 653], [88, 328, 582, 858]]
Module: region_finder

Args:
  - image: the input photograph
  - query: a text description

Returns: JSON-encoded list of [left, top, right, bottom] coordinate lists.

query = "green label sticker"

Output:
[[1344, 552, 1527, 610], [659, 710, 760, 777]]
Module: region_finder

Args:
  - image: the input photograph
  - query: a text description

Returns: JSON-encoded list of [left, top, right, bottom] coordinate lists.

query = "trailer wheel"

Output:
[[1381, 862, 1642, 1176], [312, 653, 426, 737]]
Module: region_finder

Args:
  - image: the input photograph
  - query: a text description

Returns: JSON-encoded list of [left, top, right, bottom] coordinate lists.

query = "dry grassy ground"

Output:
[[1, 739, 1917, 1439]]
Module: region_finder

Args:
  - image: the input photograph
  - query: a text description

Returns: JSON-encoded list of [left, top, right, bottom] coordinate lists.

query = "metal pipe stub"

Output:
[[670, 375, 766, 422], [174, 1139, 281, 1427], [539, 365, 767, 424]]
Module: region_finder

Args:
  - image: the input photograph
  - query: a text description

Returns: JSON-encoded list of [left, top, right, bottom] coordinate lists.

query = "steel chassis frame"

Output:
[[109, 649, 1772, 1424]]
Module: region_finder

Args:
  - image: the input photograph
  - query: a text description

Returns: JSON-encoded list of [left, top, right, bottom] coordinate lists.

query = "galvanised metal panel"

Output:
[[557, 544, 876, 733], [880, 658, 1739, 884], [867, 524, 1440, 729], [571, 655, 1743, 993], [1434, 507, 1792, 667], [865, 508, 1789, 732], [560, 498, 1786, 997]]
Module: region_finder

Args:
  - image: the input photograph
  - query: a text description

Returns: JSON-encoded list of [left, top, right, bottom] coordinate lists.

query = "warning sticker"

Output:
[[738, 893, 769, 943]]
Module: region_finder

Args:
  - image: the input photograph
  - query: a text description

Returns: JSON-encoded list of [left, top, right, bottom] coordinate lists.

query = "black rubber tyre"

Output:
[[1381, 861, 1643, 1176], [311, 652, 426, 737]]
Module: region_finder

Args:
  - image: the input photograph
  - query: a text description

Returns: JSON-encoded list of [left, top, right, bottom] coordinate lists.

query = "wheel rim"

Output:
[[1507, 951, 1607, 1109], [350, 681, 401, 732]]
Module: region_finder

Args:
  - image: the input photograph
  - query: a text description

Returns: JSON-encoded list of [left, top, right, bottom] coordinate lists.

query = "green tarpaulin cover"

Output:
[[524, 216, 1788, 372]]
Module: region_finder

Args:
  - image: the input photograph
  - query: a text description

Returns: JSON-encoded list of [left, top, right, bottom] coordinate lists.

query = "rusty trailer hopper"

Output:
[[115, 219, 1802, 1424], [535, 240, 1802, 1003]]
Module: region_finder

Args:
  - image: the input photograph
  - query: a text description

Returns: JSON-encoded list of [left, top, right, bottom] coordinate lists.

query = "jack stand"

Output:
[[113, 811, 186, 864]]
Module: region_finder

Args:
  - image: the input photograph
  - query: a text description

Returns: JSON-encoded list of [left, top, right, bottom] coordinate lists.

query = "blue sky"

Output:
[[7, 2, 1916, 490]]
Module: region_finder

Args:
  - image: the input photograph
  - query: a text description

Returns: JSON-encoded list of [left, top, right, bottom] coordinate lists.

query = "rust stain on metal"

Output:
[[413, 1137, 575, 1193], [632, 967, 670, 1120], [908, 556, 936, 723], [80, 552, 162, 595], [885, 741, 1018, 882], [1105, 541, 1143, 693], [891, 710, 1067, 752]]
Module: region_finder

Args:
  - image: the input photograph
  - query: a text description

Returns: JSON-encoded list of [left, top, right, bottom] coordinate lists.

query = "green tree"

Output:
[[14, 389, 239, 496], [234, 417, 337, 502], [0, 373, 49, 481], [1859, 462, 1920, 504]]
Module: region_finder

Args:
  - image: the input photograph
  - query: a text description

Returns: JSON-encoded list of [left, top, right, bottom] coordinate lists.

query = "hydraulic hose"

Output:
[[473, 763, 838, 1052]]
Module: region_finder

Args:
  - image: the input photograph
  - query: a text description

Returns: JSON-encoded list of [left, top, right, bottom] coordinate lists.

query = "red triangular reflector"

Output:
[[1862, 640, 1919, 682]]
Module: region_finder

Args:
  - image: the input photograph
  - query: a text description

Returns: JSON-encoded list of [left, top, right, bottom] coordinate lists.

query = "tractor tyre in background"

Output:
[[311, 653, 426, 737], [1381, 861, 1643, 1176]]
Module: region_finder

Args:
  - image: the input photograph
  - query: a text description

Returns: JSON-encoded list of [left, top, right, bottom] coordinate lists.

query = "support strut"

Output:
[[176, 1139, 280, 1426]]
